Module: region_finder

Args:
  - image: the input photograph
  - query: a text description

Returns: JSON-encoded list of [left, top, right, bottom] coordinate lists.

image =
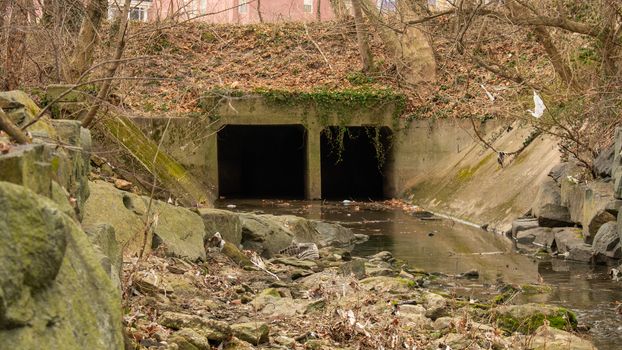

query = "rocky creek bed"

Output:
[[123, 237, 591, 350], [0, 90, 609, 349], [215, 199, 622, 350]]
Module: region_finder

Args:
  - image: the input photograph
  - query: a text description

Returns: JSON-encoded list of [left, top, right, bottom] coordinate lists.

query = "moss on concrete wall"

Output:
[[102, 114, 214, 206]]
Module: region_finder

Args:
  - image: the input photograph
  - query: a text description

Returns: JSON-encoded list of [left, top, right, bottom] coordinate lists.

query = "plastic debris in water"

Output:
[[226, 204, 236, 208]]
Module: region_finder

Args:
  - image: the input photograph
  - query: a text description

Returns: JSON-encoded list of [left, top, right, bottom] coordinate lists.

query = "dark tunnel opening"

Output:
[[217, 125, 306, 199], [321, 126, 392, 200]]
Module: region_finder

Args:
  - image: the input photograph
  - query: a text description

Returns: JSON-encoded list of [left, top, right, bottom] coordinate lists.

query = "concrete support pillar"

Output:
[[206, 127, 219, 197], [305, 126, 322, 199]]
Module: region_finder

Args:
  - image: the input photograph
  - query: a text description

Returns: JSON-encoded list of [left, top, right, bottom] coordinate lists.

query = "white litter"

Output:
[[528, 90, 546, 118]]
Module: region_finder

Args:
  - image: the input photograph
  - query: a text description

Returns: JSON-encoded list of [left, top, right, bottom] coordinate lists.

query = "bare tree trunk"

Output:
[[64, 0, 107, 82], [257, 0, 264, 23], [3, 0, 30, 90], [351, 0, 373, 71], [316, 0, 321, 21], [532, 26, 580, 91], [506, 0, 579, 91], [81, 0, 131, 128]]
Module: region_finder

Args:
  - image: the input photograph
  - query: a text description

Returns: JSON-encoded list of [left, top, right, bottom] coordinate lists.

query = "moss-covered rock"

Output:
[[0, 181, 67, 328], [51, 180, 76, 219], [495, 303, 578, 334], [199, 208, 242, 246], [0, 181, 124, 348], [84, 223, 122, 290], [0, 92, 91, 220], [0, 90, 57, 139], [83, 180, 206, 260], [0, 144, 52, 198], [49, 119, 91, 219], [239, 214, 295, 257], [169, 328, 210, 350], [360, 276, 417, 293], [220, 242, 252, 267], [222, 337, 254, 350], [159, 311, 231, 341], [231, 322, 269, 345]]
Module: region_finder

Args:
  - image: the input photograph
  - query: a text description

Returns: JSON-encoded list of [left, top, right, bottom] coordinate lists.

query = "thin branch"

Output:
[[0, 107, 30, 144], [304, 22, 333, 71], [406, 7, 603, 37]]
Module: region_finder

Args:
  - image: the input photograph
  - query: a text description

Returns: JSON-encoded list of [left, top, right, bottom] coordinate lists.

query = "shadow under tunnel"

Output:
[[217, 125, 306, 199], [321, 126, 392, 200]]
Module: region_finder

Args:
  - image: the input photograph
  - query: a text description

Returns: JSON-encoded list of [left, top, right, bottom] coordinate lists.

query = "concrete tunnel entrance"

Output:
[[217, 125, 306, 198], [321, 126, 392, 200], [216, 124, 392, 200]]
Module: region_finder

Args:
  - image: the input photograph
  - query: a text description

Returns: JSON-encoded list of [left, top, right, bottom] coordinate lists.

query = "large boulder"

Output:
[[0, 92, 91, 219], [239, 214, 295, 257], [532, 227, 555, 248], [560, 178, 585, 224], [0, 144, 53, 198], [511, 218, 539, 238], [0, 181, 67, 328], [516, 227, 552, 246], [581, 181, 615, 243], [0, 90, 57, 140], [310, 220, 355, 247], [592, 222, 620, 263], [272, 215, 319, 243], [532, 178, 562, 218], [83, 181, 206, 260], [536, 204, 573, 228], [238, 213, 357, 256], [199, 208, 242, 246], [584, 209, 616, 244], [594, 145, 614, 178], [231, 322, 269, 345], [84, 224, 123, 290], [49, 119, 91, 219], [548, 162, 583, 184], [550, 228, 592, 262], [0, 181, 124, 348]]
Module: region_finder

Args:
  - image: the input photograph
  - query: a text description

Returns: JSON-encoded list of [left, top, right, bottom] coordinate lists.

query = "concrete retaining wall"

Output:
[[134, 96, 560, 232]]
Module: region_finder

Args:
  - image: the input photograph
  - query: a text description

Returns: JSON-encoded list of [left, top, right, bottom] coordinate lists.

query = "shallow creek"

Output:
[[216, 199, 622, 349]]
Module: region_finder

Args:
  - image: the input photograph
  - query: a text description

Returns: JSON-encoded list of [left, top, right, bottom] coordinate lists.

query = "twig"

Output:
[[139, 117, 171, 260], [304, 22, 333, 71], [0, 107, 30, 144]]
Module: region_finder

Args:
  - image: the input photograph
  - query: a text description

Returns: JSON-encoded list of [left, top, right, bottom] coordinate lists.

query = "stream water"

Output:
[[216, 199, 622, 349]]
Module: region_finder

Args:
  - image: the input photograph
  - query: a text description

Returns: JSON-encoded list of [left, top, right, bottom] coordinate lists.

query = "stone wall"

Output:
[[512, 127, 622, 264], [0, 91, 124, 348]]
